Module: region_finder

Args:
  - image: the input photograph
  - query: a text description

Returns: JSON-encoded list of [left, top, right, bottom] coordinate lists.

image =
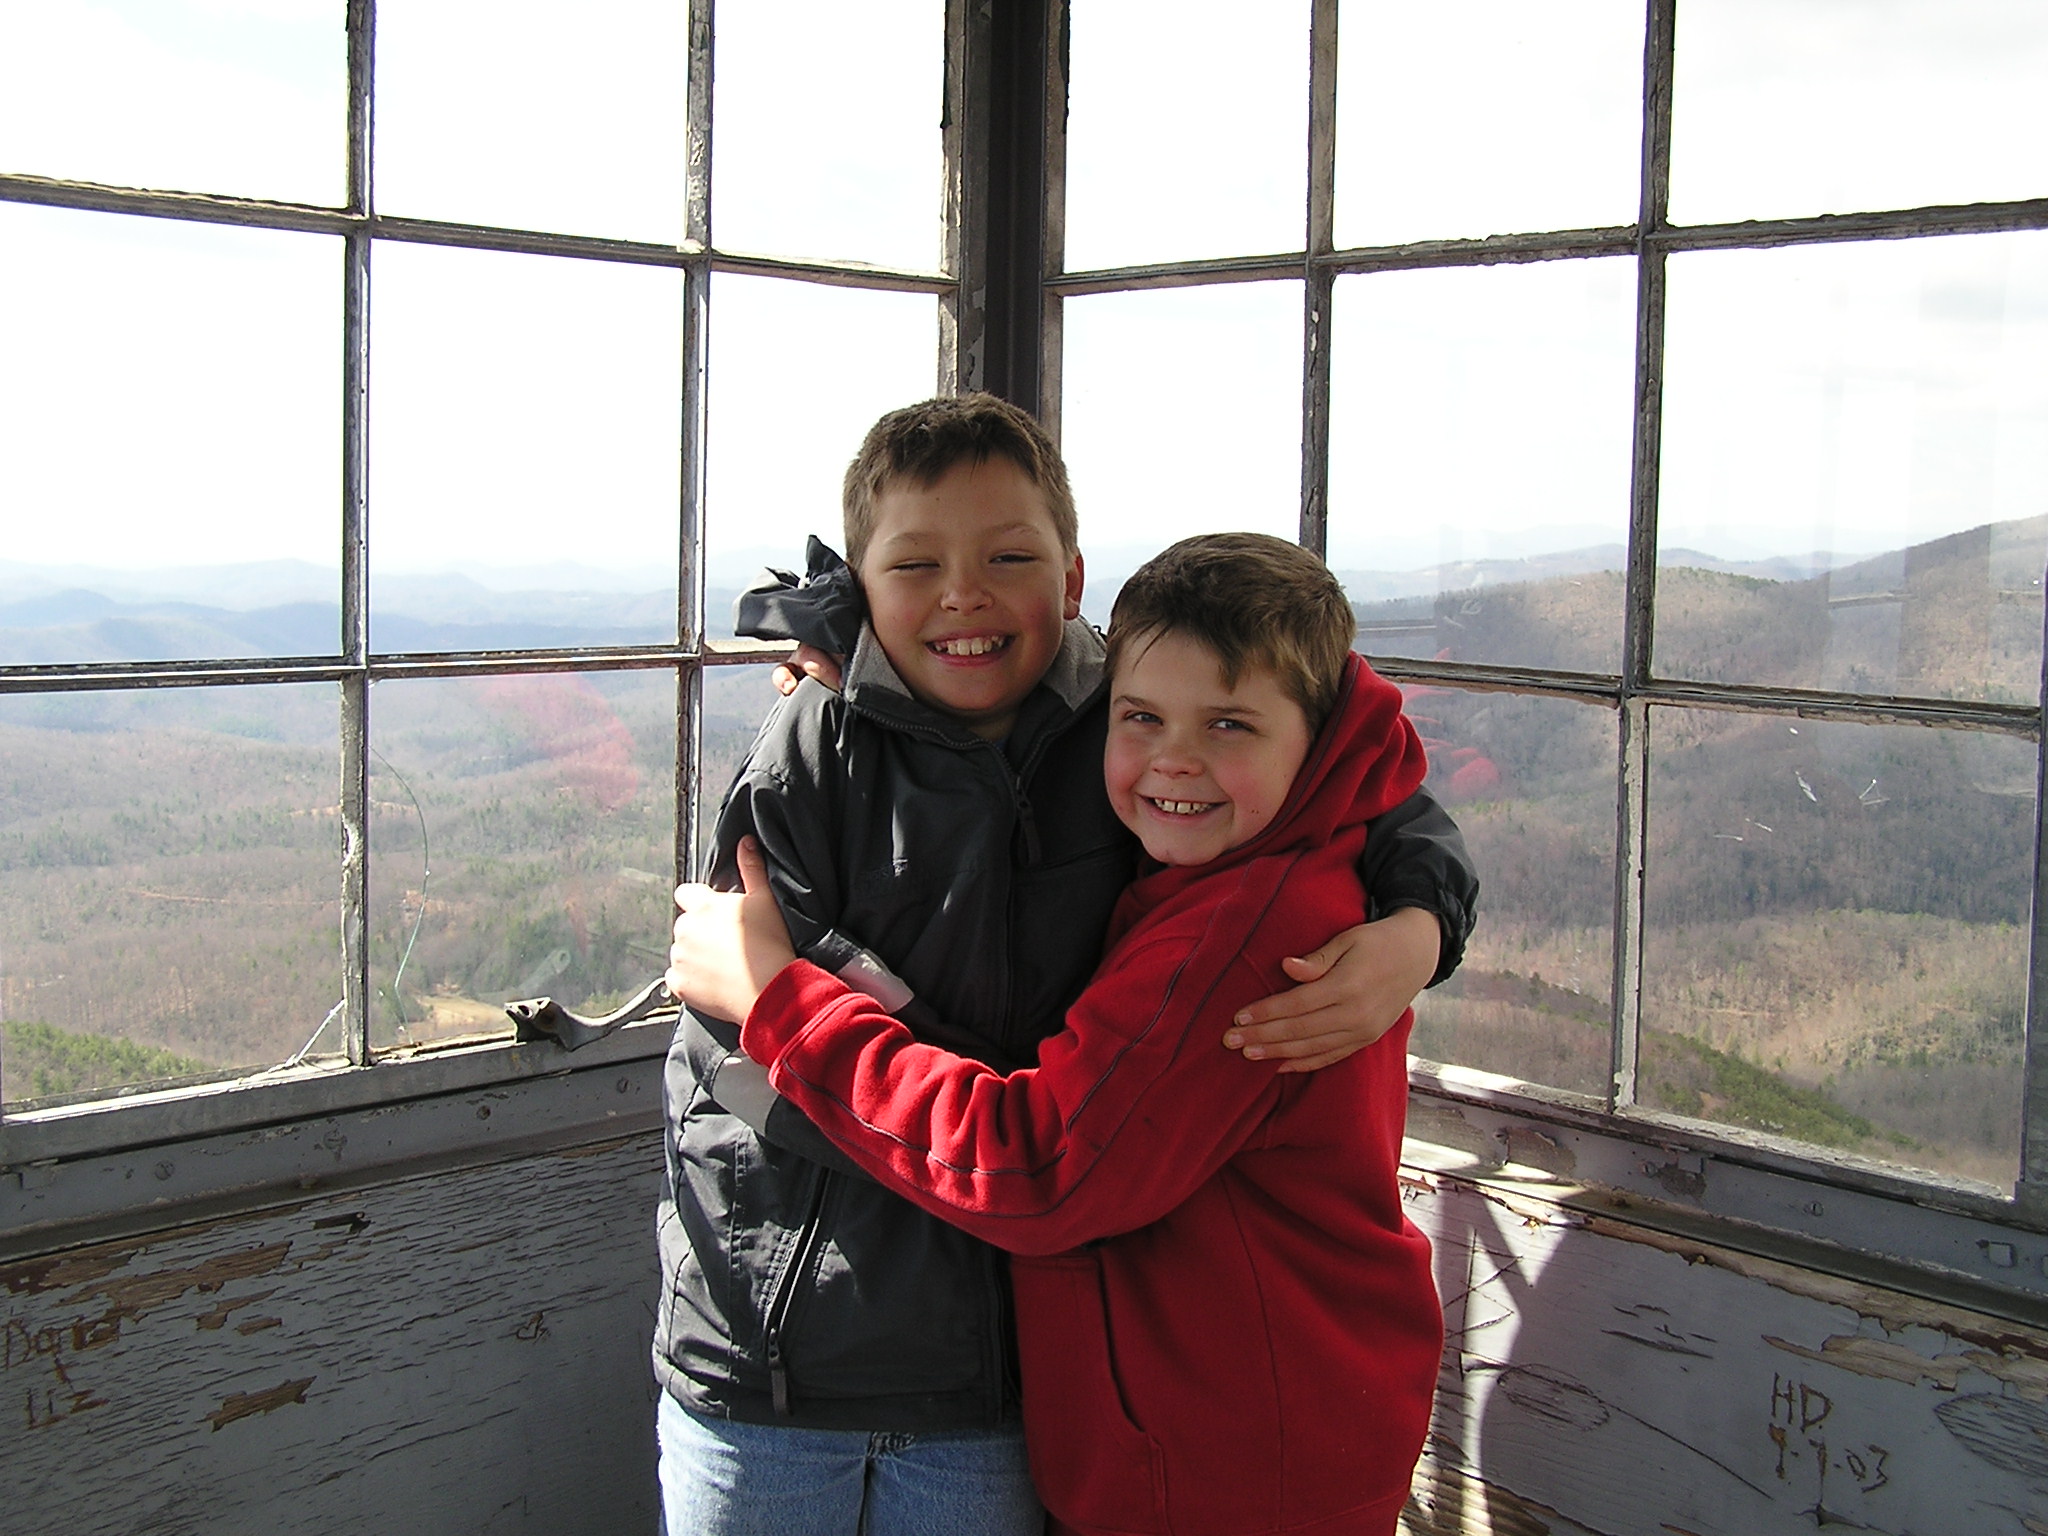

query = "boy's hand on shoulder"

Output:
[[666, 837, 799, 1022], [1223, 906, 1440, 1073], [772, 643, 846, 697]]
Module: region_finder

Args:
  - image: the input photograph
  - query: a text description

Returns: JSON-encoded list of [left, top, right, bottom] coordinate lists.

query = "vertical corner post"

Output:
[[959, 0, 1054, 422]]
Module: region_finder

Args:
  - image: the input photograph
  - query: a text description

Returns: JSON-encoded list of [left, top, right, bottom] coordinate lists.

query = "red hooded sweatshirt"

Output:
[[741, 654, 1442, 1536]]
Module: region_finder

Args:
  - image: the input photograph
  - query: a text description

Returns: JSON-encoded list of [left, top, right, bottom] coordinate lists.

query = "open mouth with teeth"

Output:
[[928, 635, 1011, 658], [1148, 797, 1218, 817]]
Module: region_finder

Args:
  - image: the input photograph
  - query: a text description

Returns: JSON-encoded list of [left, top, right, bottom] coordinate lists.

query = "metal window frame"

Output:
[[6, 0, 2048, 1314], [0, 0, 968, 1184], [1022, 0, 2048, 1305]]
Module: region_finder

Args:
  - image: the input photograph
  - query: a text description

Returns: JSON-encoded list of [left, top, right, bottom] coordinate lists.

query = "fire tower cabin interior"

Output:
[[7, 3, 2048, 1532]]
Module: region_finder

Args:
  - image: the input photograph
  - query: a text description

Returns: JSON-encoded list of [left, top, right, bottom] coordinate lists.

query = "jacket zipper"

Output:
[[762, 1167, 833, 1417], [1011, 776, 1041, 865]]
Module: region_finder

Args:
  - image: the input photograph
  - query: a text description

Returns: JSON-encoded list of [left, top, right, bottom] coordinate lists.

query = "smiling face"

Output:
[[1104, 629, 1316, 867], [856, 455, 1085, 740]]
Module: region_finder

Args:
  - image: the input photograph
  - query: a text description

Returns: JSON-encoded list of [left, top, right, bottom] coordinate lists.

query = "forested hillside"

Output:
[[1387, 516, 2041, 1186], [0, 668, 775, 1105], [2, 523, 2038, 1186]]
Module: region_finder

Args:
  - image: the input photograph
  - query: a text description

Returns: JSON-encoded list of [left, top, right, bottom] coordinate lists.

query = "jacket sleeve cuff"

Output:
[[1366, 898, 1469, 989], [1358, 786, 1479, 987], [744, 958, 845, 1062]]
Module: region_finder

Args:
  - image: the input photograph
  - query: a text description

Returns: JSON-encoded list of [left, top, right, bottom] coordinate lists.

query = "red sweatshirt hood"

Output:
[[1123, 652, 1428, 906]]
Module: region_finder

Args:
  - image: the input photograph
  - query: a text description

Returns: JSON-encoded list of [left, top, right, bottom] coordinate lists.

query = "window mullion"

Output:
[[685, 0, 712, 255], [339, 0, 376, 1067], [1034, 0, 1066, 435], [940, 0, 982, 396], [678, 256, 709, 881], [2022, 598, 2048, 1214], [1611, 0, 1676, 1109], [676, 0, 715, 884], [1610, 696, 1649, 1110], [1298, 0, 1337, 560]]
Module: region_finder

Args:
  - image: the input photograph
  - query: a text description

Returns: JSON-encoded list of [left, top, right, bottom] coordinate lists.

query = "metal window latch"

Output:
[[506, 976, 676, 1051]]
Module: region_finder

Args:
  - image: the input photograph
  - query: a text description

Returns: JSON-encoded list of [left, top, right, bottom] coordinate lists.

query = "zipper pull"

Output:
[[1015, 789, 1041, 864], [767, 1329, 791, 1417]]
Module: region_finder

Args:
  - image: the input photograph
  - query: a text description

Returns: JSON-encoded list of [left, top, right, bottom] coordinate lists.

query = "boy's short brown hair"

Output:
[[1107, 533, 1357, 733], [843, 393, 1079, 567]]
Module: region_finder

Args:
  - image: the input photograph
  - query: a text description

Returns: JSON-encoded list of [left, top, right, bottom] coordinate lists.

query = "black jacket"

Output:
[[652, 561, 1478, 1431], [654, 616, 1129, 1428]]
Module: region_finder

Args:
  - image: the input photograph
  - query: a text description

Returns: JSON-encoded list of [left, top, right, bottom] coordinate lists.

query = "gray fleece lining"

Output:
[[842, 616, 1105, 721]]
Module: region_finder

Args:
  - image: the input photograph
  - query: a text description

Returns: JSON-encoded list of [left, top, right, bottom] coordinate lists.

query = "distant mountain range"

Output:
[[0, 541, 1878, 666], [0, 560, 696, 663]]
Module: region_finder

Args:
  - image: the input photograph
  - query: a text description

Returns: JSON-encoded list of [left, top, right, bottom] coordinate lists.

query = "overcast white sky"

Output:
[[1, 0, 2045, 593]]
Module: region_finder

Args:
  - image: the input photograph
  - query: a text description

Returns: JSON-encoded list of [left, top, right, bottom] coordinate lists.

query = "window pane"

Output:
[[703, 276, 937, 624], [1335, 0, 1642, 248], [0, 0, 345, 206], [1061, 281, 1303, 619], [367, 670, 677, 1052], [1064, 0, 1308, 271], [0, 686, 343, 1108], [1670, 0, 2048, 226], [1408, 689, 1616, 1099], [1641, 709, 2028, 1187], [0, 204, 340, 664], [1656, 233, 2048, 704], [1329, 259, 1637, 673], [368, 242, 683, 652], [712, 0, 942, 270], [376, 0, 689, 242]]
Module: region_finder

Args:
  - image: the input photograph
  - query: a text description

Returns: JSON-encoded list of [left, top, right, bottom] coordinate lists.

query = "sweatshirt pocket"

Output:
[[1012, 1251, 1167, 1533]]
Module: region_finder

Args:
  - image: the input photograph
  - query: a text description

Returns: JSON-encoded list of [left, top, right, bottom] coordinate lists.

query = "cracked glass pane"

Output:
[[366, 669, 677, 1053], [1642, 708, 2028, 1188]]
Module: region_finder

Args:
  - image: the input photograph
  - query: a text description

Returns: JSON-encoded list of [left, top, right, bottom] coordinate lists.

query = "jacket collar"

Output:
[[842, 617, 1106, 741]]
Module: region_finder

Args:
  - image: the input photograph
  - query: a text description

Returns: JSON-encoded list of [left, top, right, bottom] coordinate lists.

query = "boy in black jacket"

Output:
[[653, 394, 1476, 1536]]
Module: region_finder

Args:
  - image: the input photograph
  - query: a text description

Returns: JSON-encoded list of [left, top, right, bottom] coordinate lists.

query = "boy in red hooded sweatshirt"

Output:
[[670, 532, 1442, 1536]]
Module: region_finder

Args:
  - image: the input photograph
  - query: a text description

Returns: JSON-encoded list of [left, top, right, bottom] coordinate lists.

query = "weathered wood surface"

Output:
[[4, 1130, 2044, 1534], [1400, 1172, 2048, 1536], [2, 1134, 664, 1535]]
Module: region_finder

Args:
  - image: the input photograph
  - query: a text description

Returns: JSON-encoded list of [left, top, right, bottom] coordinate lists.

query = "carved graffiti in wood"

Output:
[[7, 1314, 109, 1428], [1767, 1371, 1890, 1519], [1, 1222, 371, 1437]]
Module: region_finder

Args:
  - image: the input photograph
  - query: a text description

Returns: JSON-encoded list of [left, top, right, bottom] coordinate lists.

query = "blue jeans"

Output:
[[657, 1391, 1044, 1536]]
